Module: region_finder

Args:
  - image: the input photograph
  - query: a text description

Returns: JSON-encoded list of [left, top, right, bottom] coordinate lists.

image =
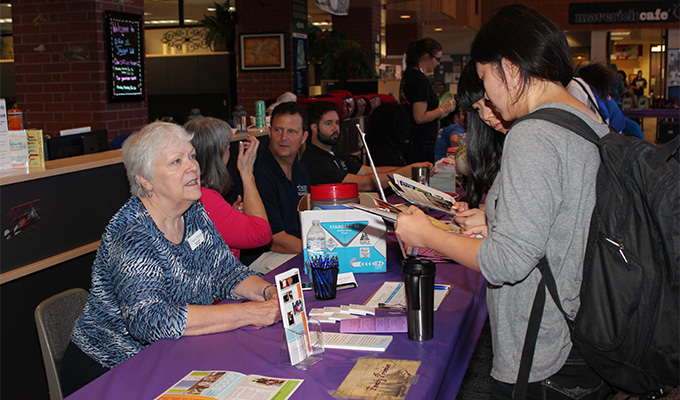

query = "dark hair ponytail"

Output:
[[405, 38, 442, 71]]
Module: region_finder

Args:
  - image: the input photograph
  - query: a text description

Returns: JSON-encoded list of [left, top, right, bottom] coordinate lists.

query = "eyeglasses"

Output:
[[430, 54, 442, 63]]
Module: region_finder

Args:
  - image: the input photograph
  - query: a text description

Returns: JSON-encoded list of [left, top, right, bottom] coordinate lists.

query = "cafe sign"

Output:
[[569, 1, 680, 25]]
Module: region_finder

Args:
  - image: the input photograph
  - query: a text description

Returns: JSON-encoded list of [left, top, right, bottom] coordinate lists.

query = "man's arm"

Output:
[[342, 163, 432, 191], [269, 231, 302, 254]]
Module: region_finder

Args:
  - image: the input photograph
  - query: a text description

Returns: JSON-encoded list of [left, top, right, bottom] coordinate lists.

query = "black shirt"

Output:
[[300, 143, 363, 185], [241, 146, 310, 265], [400, 68, 439, 143]]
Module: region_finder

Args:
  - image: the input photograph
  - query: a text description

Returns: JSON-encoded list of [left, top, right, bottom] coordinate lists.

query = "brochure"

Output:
[[364, 281, 452, 311], [26, 130, 45, 168], [321, 332, 393, 352], [274, 268, 312, 366], [334, 358, 421, 400], [154, 370, 302, 400], [388, 173, 458, 216]]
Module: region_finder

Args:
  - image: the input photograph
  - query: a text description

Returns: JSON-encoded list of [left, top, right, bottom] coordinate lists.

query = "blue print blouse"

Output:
[[71, 197, 258, 368]]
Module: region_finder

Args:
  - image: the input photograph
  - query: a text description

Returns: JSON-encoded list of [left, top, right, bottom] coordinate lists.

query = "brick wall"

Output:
[[235, 0, 297, 116], [332, 6, 381, 52], [12, 0, 148, 140]]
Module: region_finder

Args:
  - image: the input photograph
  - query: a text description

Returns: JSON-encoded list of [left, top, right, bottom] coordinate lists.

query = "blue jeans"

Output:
[[492, 347, 611, 400]]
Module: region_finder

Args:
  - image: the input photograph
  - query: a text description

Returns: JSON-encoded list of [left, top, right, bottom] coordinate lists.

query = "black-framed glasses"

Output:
[[430, 54, 442, 63]]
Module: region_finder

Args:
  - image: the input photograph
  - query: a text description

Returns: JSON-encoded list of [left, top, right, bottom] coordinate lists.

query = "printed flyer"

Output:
[[154, 370, 302, 400], [275, 268, 312, 366]]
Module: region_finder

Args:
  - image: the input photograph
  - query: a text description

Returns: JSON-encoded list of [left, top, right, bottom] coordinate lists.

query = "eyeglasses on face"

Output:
[[430, 54, 442, 63]]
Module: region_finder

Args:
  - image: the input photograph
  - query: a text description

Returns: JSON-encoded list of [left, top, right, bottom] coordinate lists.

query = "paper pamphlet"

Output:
[[389, 174, 458, 215], [8, 129, 28, 168], [321, 332, 393, 352], [340, 317, 408, 334], [364, 281, 452, 311], [154, 370, 302, 400], [0, 98, 7, 131], [0, 130, 11, 170], [26, 130, 45, 168], [334, 358, 421, 400], [275, 268, 312, 366]]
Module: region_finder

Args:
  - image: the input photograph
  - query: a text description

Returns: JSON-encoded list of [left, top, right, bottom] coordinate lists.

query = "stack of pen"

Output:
[[309, 255, 340, 300]]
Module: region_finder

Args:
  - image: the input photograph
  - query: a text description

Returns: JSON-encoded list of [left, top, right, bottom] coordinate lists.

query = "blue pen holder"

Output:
[[308, 255, 339, 300]]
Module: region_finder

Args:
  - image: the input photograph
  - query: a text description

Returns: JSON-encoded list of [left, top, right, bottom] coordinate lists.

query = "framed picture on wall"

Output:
[[239, 33, 285, 71]]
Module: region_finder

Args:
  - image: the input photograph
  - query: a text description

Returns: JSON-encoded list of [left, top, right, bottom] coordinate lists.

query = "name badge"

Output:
[[187, 229, 205, 250]]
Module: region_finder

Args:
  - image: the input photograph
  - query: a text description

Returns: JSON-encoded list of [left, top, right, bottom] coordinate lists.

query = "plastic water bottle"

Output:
[[307, 220, 326, 258]]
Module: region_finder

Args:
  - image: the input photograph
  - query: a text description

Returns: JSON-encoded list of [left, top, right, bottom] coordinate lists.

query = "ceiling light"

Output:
[[434, 27, 443, 32], [400, 15, 411, 19], [610, 31, 631, 36], [207, 8, 216, 11]]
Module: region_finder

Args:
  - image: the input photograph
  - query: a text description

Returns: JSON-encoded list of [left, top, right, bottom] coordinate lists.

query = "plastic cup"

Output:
[[309, 260, 339, 300]]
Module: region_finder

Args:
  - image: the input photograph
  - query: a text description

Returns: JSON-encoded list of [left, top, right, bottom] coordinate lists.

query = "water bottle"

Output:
[[306, 220, 326, 261], [232, 105, 248, 134]]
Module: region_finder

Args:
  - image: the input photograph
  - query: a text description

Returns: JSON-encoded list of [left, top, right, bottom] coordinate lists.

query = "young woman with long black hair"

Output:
[[396, 5, 611, 399]]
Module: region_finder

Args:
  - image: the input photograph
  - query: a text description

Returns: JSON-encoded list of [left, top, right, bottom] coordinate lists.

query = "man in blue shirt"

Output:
[[434, 104, 466, 162]]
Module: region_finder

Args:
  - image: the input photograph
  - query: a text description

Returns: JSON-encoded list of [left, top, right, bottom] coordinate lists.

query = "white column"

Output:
[[590, 31, 608, 63]]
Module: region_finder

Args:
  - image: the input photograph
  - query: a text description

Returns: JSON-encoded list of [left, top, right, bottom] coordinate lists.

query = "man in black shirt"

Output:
[[300, 101, 431, 191], [241, 102, 310, 266], [632, 70, 647, 99]]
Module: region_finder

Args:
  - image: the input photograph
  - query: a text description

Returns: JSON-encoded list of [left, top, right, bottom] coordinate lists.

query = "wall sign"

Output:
[[105, 11, 145, 102], [569, 1, 679, 25]]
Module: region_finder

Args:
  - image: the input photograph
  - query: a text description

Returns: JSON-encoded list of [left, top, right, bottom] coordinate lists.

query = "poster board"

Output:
[[105, 11, 145, 102]]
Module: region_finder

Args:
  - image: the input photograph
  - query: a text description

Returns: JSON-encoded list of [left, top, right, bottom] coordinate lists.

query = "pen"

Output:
[[435, 285, 449, 290], [378, 303, 406, 311]]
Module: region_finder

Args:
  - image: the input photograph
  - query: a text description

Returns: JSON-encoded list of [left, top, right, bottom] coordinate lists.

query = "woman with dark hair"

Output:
[[396, 5, 610, 399], [365, 102, 409, 166], [184, 117, 272, 260], [456, 62, 509, 209], [399, 37, 456, 163]]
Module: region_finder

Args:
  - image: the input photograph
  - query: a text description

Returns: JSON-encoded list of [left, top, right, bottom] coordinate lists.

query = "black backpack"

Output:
[[514, 108, 679, 399]]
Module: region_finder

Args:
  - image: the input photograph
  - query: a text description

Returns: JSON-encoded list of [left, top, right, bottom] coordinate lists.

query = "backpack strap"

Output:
[[513, 108, 600, 399], [516, 107, 604, 146]]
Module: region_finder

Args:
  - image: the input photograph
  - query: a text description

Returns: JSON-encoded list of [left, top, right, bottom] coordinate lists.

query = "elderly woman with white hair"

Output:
[[60, 122, 281, 396]]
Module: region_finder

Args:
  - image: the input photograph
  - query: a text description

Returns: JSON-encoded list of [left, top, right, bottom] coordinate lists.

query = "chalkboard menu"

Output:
[[105, 11, 145, 102]]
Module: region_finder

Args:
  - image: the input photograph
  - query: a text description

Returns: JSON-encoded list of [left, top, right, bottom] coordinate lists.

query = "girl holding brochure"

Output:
[[395, 5, 610, 399]]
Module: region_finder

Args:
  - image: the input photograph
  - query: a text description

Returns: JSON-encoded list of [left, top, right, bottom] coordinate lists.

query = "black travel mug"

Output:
[[402, 257, 436, 341]]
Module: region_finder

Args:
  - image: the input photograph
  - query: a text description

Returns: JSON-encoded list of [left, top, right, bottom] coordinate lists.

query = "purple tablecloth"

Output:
[[67, 238, 487, 400]]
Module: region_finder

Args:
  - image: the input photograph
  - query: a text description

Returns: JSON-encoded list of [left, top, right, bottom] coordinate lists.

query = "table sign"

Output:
[[275, 268, 324, 369]]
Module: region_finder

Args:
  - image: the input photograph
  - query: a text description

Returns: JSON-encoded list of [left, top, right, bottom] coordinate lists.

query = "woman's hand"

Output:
[[453, 208, 487, 230], [241, 299, 281, 327], [236, 135, 260, 178], [452, 201, 470, 213], [395, 206, 437, 248], [464, 225, 488, 238], [441, 99, 456, 116]]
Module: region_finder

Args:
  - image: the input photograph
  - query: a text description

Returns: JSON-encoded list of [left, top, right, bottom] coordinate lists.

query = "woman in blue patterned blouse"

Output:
[[60, 122, 281, 396]]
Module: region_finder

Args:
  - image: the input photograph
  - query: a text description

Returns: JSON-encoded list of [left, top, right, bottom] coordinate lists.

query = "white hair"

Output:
[[122, 122, 193, 198]]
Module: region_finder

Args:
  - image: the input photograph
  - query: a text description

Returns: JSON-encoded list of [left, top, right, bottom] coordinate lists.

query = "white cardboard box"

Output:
[[298, 193, 387, 274]]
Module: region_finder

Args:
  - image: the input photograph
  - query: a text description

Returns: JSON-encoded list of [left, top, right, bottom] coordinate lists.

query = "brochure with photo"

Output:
[[274, 268, 312, 366], [154, 370, 302, 400]]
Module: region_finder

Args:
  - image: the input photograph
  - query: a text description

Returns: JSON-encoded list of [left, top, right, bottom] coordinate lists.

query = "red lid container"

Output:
[[310, 183, 358, 200]]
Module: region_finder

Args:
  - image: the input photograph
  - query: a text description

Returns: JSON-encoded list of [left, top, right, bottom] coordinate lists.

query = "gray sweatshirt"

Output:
[[478, 102, 609, 383]]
